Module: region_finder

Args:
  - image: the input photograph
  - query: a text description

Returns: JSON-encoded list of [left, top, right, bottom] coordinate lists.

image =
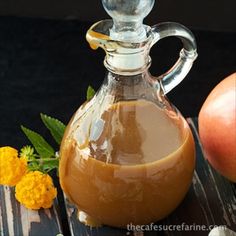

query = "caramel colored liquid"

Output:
[[86, 29, 110, 50], [59, 100, 195, 228]]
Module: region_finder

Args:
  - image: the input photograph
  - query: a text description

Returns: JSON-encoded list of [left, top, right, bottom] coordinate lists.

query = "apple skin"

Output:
[[199, 73, 236, 182]]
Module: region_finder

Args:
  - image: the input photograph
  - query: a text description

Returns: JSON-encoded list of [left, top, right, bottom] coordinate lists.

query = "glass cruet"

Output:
[[59, 0, 198, 228]]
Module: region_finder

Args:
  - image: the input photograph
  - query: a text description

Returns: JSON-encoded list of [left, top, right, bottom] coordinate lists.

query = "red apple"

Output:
[[199, 73, 236, 182]]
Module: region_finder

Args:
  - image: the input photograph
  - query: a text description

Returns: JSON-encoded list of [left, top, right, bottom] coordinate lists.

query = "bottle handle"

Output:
[[151, 22, 198, 95]]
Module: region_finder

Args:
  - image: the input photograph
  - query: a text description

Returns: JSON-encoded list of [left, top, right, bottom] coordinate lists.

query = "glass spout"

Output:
[[86, 20, 153, 75], [86, 0, 157, 75]]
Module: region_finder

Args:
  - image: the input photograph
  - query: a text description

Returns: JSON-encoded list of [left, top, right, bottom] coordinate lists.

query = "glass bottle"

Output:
[[59, 0, 198, 228]]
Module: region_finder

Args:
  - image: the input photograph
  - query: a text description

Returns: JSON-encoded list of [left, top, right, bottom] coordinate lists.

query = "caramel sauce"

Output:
[[86, 29, 110, 50], [59, 100, 195, 228]]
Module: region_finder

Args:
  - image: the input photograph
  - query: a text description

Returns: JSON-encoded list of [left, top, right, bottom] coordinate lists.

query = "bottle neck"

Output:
[[86, 20, 153, 75], [104, 49, 152, 76]]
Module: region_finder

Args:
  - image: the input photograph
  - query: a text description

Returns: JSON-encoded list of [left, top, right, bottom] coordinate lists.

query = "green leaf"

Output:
[[40, 114, 66, 145], [28, 161, 40, 171], [40, 159, 59, 172], [27, 157, 59, 172], [86, 85, 96, 100], [21, 126, 55, 159]]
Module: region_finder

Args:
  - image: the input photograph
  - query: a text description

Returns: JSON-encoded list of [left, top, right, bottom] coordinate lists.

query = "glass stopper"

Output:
[[102, 0, 155, 42]]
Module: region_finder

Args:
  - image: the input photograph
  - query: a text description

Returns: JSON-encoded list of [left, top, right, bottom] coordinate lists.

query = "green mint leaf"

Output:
[[21, 126, 55, 159], [40, 113, 66, 145], [86, 85, 96, 100]]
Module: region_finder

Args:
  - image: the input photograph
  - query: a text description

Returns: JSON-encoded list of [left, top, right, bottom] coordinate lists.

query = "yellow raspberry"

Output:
[[0, 146, 27, 186], [15, 171, 57, 210]]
